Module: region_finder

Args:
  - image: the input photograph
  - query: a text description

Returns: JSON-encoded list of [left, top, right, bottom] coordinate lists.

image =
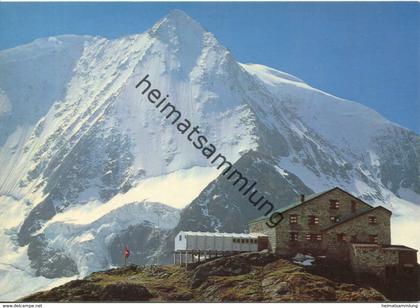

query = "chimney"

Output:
[[300, 194, 305, 203]]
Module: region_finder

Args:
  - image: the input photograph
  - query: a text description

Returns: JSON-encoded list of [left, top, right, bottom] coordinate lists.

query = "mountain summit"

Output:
[[151, 9, 207, 34], [0, 10, 418, 301]]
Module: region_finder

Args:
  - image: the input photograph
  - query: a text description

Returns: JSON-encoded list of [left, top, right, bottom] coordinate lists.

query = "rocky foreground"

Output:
[[21, 252, 387, 302]]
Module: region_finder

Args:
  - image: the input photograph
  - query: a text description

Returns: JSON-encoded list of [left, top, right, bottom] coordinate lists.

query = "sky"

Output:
[[0, 2, 418, 133]]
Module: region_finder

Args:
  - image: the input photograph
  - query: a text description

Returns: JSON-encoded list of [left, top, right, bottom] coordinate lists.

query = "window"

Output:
[[337, 233, 346, 242], [306, 233, 322, 241], [289, 232, 298, 241], [308, 215, 319, 225], [368, 216, 377, 224], [179, 235, 182, 241], [369, 235, 378, 244], [289, 214, 298, 224], [330, 216, 340, 223], [241, 239, 245, 243], [351, 200, 357, 213], [330, 199, 340, 209]]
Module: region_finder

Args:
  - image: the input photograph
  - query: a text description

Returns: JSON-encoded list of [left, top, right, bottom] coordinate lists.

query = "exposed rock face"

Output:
[[373, 129, 420, 195], [175, 150, 314, 234], [191, 251, 279, 288], [100, 283, 152, 301], [22, 252, 388, 302], [109, 222, 173, 266], [18, 130, 134, 246], [21, 278, 152, 302], [27, 235, 78, 278]]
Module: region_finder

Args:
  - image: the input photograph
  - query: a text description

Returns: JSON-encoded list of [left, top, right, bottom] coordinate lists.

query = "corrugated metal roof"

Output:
[[178, 231, 267, 238], [382, 245, 417, 251], [351, 243, 417, 252]]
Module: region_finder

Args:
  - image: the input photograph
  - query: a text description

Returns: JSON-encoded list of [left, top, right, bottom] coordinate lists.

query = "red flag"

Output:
[[124, 246, 130, 258]]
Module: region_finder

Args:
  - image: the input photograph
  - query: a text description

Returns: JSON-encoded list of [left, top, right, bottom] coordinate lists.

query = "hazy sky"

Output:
[[0, 2, 418, 132]]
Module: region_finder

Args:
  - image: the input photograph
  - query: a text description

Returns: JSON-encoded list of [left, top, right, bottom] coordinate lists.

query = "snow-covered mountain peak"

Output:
[[166, 9, 199, 24], [150, 9, 206, 37], [147, 10, 231, 77], [149, 9, 207, 46]]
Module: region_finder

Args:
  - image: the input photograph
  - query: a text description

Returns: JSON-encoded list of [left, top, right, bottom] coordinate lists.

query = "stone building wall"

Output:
[[349, 244, 400, 277], [250, 188, 376, 256], [323, 207, 391, 258], [383, 249, 400, 266], [249, 220, 276, 251], [350, 244, 387, 276]]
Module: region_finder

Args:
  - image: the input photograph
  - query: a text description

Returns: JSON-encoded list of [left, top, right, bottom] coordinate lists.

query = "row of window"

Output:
[[306, 233, 322, 241], [289, 232, 322, 242], [232, 238, 258, 244], [330, 199, 340, 209], [289, 232, 379, 243], [337, 233, 378, 244], [329, 199, 358, 212], [289, 214, 377, 225], [289, 215, 326, 225]]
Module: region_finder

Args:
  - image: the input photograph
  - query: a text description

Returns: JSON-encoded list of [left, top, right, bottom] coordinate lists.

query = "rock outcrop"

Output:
[[22, 251, 387, 302]]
